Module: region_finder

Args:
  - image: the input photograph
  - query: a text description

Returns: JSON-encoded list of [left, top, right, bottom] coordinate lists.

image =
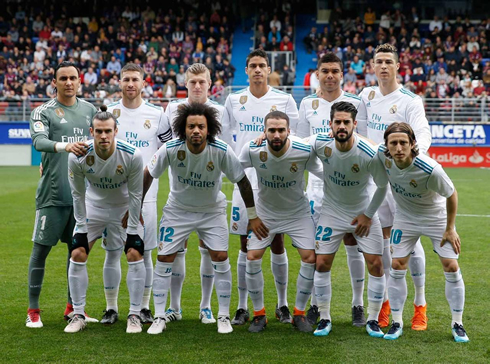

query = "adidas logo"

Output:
[[60, 118, 68, 124], [366, 102, 371, 107], [239, 106, 246, 111], [87, 168, 95, 174], [313, 111, 318, 115], [178, 162, 186, 167], [259, 163, 267, 169]]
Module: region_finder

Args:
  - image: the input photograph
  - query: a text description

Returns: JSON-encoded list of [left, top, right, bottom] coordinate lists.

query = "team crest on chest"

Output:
[[324, 147, 332, 158], [260, 151, 268, 162], [206, 161, 215, 171], [112, 109, 121, 118], [389, 105, 397, 114], [385, 159, 392, 168], [351, 164, 360, 173], [55, 108, 65, 118], [144, 120, 151, 129], [410, 179, 418, 188], [239, 95, 247, 105], [368, 91, 375, 100], [177, 151, 186, 161], [116, 165, 124, 175], [290, 162, 298, 173], [312, 99, 319, 110], [270, 105, 277, 112]]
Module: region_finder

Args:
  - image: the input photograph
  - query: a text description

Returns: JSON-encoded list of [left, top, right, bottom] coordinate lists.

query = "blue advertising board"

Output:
[[0, 122, 31, 145], [430, 122, 490, 146]]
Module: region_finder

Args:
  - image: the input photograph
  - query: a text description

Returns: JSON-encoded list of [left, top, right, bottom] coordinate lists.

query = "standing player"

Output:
[[357, 44, 432, 329], [310, 102, 388, 338], [222, 49, 300, 325], [379, 123, 469, 343], [296, 53, 367, 326], [27, 61, 97, 328], [102, 63, 172, 325], [163, 63, 229, 324], [65, 106, 145, 333], [144, 103, 267, 334], [239, 111, 322, 333]]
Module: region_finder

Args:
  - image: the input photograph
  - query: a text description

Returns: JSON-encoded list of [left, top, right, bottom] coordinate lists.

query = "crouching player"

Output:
[[379, 123, 469, 343], [239, 111, 323, 333], [66, 106, 146, 333], [144, 103, 267, 334], [309, 101, 388, 338]]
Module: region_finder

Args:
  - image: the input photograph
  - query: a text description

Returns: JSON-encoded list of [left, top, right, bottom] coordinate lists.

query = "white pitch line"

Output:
[[457, 214, 490, 218]]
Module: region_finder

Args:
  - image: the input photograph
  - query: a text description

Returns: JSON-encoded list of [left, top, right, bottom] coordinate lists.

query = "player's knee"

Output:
[[391, 258, 407, 271], [126, 248, 143, 262], [315, 257, 332, 272], [209, 250, 228, 262], [71, 247, 88, 262], [441, 258, 459, 273], [301, 250, 316, 264], [343, 233, 357, 246], [247, 249, 263, 261]]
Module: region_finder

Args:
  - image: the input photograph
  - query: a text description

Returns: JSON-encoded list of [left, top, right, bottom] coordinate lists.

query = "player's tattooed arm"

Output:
[[442, 190, 461, 254], [237, 176, 269, 239]]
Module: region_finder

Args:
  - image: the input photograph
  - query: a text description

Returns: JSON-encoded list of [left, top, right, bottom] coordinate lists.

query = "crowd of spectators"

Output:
[[0, 1, 236, 104], [303, 6, 490, 104]]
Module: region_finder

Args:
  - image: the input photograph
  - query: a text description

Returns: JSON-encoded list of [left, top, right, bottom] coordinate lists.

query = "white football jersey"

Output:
[[377, 145, 454, 223], [310, 134, 388, 216], [107, 100, 172, 202], [147, 138, 245, 213], [357, 86, 432, 153], [68, 139, 144, 234], [239, 136, 322, 219], [222, 86, 300, 154]]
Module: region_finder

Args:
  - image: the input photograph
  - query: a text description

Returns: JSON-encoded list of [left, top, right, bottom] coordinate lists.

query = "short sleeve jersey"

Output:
[[30, 98, 97, 209], [310, 134, 388, 216], [357, 86, 432, 153], [147, 138, 245, 213], [107, 100, 172, 202], [239, 136, 322, 219], [377, 145, 454, 223]]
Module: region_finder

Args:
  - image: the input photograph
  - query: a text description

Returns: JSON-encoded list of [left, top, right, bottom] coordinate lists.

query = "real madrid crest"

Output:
[[260, 151, 268, 162], [290, 162, 298, 173], [206, 161, 215, 171], [239, 95, 247, 105], [312, 99, 319, 110], [270, 105, 277, 112], [368, 90, 375, 100], [55, 108, 65, 118], [315, 241, 320, 250], [410, 179, 418, 188], [116, 165, 124, 175], [144, 120, 151, 129], [389, 105, 397, 114], [324, 147, 332, 158], [351, 164, 360, 173], [177, 150, 186, 161], [385, 159, 392, 168], [158, 242, 164, 252], [112, 109, 121, 118], [86, 156, 94, 166]]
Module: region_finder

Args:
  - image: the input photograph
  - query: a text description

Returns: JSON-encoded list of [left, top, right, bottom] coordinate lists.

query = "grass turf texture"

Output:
[[1, 166, 489, 363]]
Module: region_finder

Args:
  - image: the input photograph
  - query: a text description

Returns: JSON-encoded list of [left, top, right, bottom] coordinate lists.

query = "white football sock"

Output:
[[388, 268, 407, 327], [382, 239, 391, 302], [295, 261, 315, 312], [199, 247, 215, 309], [367, 273, 385, 322], [169, 249, 186, 311], [314, 270, 331, 321], [153, 261, 172, 317], [310, 286, 317, 306], [271, 251, 288, 307], [212, 259, 232, 317], [142, 250, 153, 310], [410, 240, 426, 306], [127, 259, 146, 316], [68, 259, 88, 316], [345, 245, 365, 307], [246, 259, 264, 312], [236, 250, 248, 310], [445, 269, 465, 326], [103, 249, 122, 312]]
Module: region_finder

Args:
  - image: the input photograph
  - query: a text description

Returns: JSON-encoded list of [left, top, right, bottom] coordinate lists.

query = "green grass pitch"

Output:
[[1, 166, 489, 363]]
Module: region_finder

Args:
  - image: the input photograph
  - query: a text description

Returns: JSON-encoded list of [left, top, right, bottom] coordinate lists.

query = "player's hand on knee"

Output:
[[66, 141, 89, 156], [249, 218, 269, 240], [441, 228, 461, 254], [351, 214, 372, 237], [253, 133, 266, 146]]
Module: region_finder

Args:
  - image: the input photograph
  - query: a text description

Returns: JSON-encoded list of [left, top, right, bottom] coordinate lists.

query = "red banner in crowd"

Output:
[[428, 147, 490, 167]]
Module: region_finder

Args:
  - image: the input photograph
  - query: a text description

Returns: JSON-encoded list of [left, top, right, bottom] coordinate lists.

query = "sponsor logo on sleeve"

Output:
[[33, 121, 45, 132]]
